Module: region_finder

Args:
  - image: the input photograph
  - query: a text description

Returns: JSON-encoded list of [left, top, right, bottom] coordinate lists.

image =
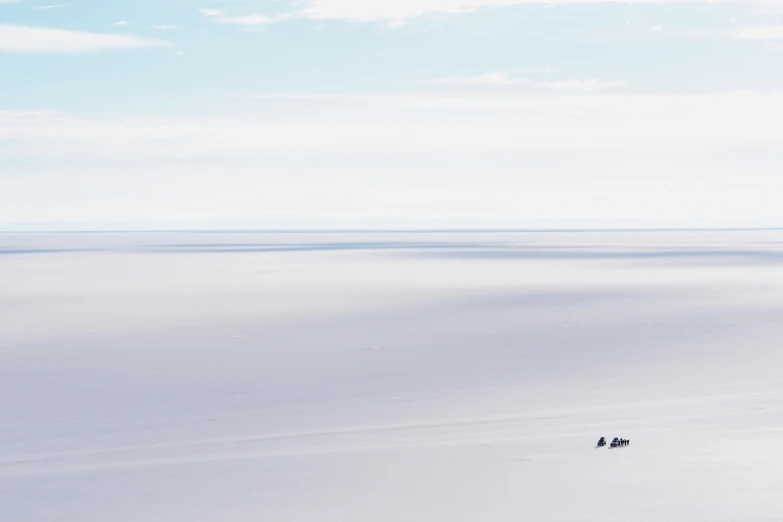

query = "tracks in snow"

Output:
[[2, 389, 782, 478]]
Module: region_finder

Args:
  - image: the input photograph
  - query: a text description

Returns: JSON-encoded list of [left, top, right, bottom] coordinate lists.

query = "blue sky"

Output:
[[2, 0, 783, 229]]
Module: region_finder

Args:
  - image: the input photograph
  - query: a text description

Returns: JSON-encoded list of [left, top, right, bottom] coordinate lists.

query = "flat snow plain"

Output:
[[2, 231, 783, 521]]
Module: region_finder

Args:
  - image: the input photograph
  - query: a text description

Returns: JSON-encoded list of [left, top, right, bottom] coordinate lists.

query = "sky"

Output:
[[1, 0, 783, 230]]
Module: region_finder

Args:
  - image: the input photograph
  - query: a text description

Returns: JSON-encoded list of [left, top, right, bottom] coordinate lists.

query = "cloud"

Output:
[[195, 0, 776, 27], [34, 4, 65, 9], [112, 21, 130, 26], [4, 93, 783, 228], [546, 78, 627, 92], [198, 8, 224, 17], [424, 71, 626, 91], [291, 0, 782, 23], [199, 8, 275, 25], [2, 92, 781, 162], [424, 67, 557, 84], [427, 71, 522, 85], [213, 14, 276, 25], [0, 25, 169, 53], [735, 26, 783, 40]]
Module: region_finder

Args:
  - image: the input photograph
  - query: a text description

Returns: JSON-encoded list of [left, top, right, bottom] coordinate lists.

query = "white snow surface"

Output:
[[2, 230, 783, 521]]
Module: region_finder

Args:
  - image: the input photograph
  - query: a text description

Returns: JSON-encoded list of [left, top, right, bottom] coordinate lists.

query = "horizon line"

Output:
[[3, 227, 783, 234]]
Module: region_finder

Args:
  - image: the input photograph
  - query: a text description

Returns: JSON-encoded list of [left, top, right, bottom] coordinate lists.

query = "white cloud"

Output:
[[199, 8, 276, 25], [113, 21, 130, 26], [198, 8, 224, 17], [2, 92, 781, 161], [754, 6, 783, 15], [735, 26, 783, 40], [213, 14, 276, 25], [3, 93, 783, 228], [427, 71, 522, 85], [424, 71, 626, 91], [522, 65, 560, 74], [194, 0, 779, 27], [547, 78, 627, 91], [425, 67, 557, 84], [292, 0, 782, 23], [34, 4, 65, 9], [0, 25, 169, 53]]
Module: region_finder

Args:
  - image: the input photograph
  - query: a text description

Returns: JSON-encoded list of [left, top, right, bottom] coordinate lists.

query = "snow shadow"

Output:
[[408, 246, 783, 264], [142, 241, 501, 254], [0, 248, 90, 255]]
